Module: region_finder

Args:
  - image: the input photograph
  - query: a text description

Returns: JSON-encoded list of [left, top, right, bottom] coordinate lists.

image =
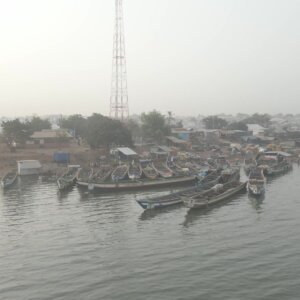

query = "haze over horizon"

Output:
[[1, 0, 300, 117]]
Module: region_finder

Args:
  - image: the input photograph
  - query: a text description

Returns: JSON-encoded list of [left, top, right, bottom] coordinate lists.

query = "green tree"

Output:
[[141, 110, 171, 143], [59, 114, 87, 137], [85, 114, 132, 149], [27, 117, 51, 133], [125, 119, 142, 140], [227, 121, 248, 131], [1, 119, 30, 144], [242, 113, 270, 127], [203, 116, 228, 129]]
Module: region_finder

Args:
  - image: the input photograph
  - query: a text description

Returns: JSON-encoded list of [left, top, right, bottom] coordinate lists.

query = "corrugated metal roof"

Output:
[[17, 160, 42, 169], [117, 147, 137, 156]]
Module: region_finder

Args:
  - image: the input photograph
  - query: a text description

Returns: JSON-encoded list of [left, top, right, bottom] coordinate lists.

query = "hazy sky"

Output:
[[1, 0, 300, 117]]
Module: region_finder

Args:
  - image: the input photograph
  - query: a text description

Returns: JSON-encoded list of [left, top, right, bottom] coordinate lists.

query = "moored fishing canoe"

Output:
[[77, 175, 197, 191], [1, 171, 18, 189], [183, 181, 247, 209]]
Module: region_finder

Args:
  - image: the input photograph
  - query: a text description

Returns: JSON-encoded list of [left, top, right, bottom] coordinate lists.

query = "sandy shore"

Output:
[[0, 142, 102, 177]]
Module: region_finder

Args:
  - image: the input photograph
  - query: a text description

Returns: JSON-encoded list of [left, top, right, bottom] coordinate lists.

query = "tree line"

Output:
[[1, 111, 172, 149], [203, 113, 271, 130]]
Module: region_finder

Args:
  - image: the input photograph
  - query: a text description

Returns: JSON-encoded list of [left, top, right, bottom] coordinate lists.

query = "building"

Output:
[[29, 129, 73, 148], [247, 124, 266, 136]]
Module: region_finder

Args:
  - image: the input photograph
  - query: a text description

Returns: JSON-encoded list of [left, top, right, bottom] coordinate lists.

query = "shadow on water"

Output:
[[182, 193, 246, 227], [56, 186, 76, 200], [139, 204, 183, 221], [248, 193, 265, 213]]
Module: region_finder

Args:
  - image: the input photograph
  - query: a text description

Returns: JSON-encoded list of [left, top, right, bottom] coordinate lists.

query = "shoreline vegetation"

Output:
[[1, 112, 300, 178]]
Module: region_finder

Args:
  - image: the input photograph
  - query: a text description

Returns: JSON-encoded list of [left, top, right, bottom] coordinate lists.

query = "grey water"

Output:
[[1, 167, 300, 300]]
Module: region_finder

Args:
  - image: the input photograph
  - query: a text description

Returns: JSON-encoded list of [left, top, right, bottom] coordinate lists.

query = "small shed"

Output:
[[17, 160, 42, 176], [115, 147, 138, 161], [166, 136, 191, 150], [150, 145, 171, 159], [30, 129, 73, 148]]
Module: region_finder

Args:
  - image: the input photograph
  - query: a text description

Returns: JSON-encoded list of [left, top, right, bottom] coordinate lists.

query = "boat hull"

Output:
[[77, 176, 197, 191], [1, 173, 18, 189], [247, 183, 265, 196], [184, 182, 247, 209]]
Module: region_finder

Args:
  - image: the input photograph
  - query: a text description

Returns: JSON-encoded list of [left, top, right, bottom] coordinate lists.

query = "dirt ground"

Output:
[[0, 142, 103, 177]]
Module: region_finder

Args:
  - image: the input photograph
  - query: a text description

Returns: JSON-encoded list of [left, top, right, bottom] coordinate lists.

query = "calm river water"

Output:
[[1, 167, 300, 300]]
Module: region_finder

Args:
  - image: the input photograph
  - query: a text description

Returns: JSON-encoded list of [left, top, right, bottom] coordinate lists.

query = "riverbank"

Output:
[[0, 142, 101, 177]]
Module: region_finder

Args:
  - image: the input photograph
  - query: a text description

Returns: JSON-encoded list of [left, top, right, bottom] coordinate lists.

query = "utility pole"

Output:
[[109, 0, 129, 120]]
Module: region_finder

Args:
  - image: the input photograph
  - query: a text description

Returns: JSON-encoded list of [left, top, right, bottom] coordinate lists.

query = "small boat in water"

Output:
[[153, 162, 173, 178], [77, 175, 197, 191], [1, 171, 18, 189], [77, 168, 93, 182], [57, 165, 80, 191], [244, 158, 257, 175], [183, 181, 246, 209], [142, 164, 158, 180], [111, 164, 129, 181], [167, 160, 190, 177], [91, 165, 113, 183], [247, 167, 266, 196], [257, 151, 292, 177], [128, 162, 142, 180], [136, 169, 237, 210]]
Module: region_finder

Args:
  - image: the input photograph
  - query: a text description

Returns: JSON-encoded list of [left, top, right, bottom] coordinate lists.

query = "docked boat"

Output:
[[57, 165, 80, 191], [111, 164, 129, 181], [136, 169, 237, 210], [77, 168, 93, 182], [128, 162, 142, 180], [91, 165, 113, 183], [136, 185, 206, 210], [247, 167, 266, 196], [77, 175, 197, 191], [244, 158, 257, 175], [183, 181, 246, 209], [167, 160, 190, 177], [257, 151, 292, 177], [152, 162, 173, 178], [1, 171, 18, 189], [142, 164, 158, 180], [219, 167, 240, 183]]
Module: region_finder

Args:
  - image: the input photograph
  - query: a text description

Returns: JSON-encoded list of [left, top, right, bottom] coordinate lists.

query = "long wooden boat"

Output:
[[77, 168, 93, 182], [111, 164, 129, 181], [244, 158, 257, 175], [77, 175, 197, 191], [152, 162, 173, 178], [91, 165, 113, 183], [247, 167, 266, 196], [136, 169, 226, 210], [183, 181, 247, 209], [1, 171, 18, 189], [264, 161, 292, 176], [57, 166, 80, 191], [142, 164, 158, 180], [128, 163, 142, 180], [167, 161, 189, 176], [257, 151, 292, 177]]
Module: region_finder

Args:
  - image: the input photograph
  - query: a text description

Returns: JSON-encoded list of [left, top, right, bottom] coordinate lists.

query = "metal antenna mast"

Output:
[[110, 0, 129, 120]]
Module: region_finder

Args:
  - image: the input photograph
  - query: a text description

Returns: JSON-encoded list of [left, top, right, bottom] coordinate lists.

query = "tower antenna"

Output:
[[110, 0, 129, 120]]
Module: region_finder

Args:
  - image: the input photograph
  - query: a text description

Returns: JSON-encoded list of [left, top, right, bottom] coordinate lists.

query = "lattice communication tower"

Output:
[[109, 0, 129, 120]]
